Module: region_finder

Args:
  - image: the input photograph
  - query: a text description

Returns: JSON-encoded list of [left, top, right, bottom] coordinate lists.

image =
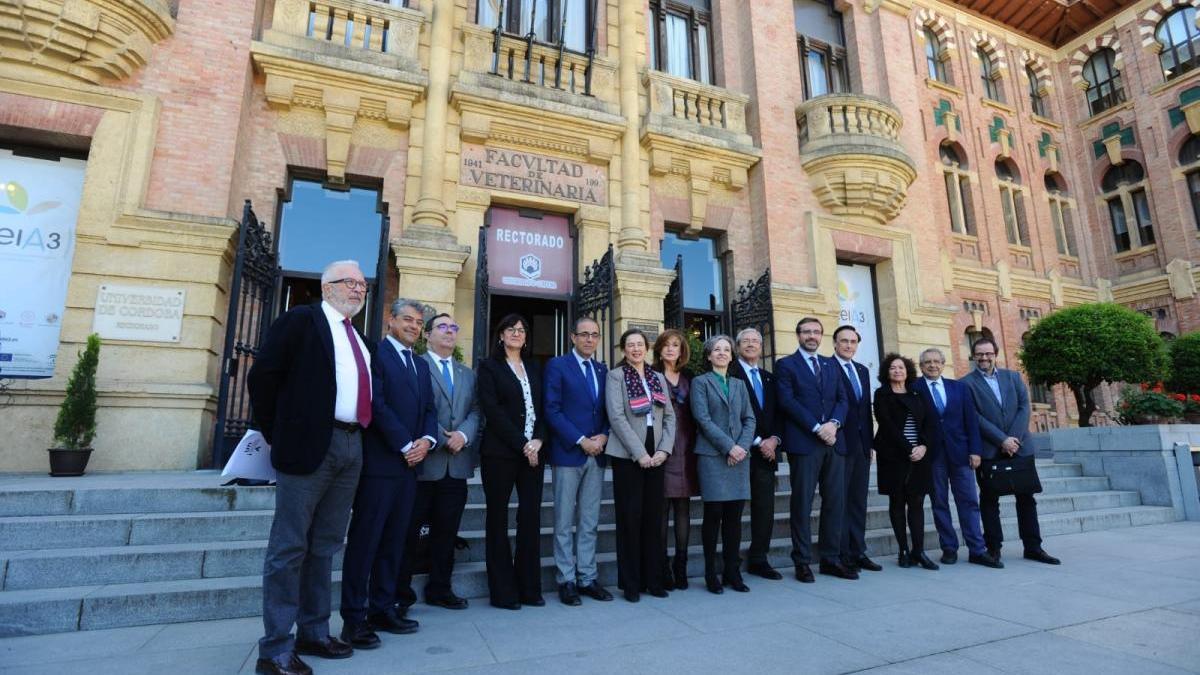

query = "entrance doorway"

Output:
[[486, 294, 569, 366]]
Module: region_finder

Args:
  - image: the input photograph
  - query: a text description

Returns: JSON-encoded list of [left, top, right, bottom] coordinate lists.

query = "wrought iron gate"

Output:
[[573, 245, 616, 364], [663, 254, 684, 330], [211, 201, 279, 467], [729, 268, 775, 365], [472, 225, 491, 364]]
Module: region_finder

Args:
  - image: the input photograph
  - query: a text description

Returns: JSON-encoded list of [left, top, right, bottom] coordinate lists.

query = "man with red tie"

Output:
[[249, 260, 375, 675]]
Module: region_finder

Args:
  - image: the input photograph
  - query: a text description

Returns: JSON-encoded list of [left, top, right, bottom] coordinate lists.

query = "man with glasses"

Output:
[[340, 299, 437, 649], [914, 348, 1001, 569], [250, 260, 374, 675], [395, 313, 481, 611], [961, 337, 1061, 566], [543, 317, 613, 605]]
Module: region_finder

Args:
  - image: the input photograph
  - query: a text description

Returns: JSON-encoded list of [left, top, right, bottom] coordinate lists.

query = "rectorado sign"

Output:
[[487, 207, 573, 298]]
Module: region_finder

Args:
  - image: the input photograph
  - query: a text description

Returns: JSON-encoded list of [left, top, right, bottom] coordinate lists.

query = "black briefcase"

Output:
[[980, 454, 1042, 496]]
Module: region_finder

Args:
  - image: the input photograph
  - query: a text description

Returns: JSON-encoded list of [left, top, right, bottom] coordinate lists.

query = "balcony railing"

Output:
[[644, 71, 749, 136], [269, 0, 422, 64], [796, 93, 916, 224], [461, 23, 617, 103]]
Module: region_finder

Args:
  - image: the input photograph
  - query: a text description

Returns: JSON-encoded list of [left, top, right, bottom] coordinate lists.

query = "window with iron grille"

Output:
[[477, 0, 591, 52]]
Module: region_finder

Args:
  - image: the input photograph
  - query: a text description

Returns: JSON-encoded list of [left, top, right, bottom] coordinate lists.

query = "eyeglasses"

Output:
[[327, 278, 367, 291], [574, 331, 600, 339], [974, 351, 996, 358], [503, 326, 527, 335], [434, 323, 460, 333]]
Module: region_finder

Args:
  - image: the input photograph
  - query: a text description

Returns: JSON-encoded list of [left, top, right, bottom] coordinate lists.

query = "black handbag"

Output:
[[980, 454, 1042, 496]]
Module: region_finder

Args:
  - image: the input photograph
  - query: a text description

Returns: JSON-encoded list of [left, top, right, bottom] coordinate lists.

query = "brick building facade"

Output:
[[0, 0, 1196, 471]]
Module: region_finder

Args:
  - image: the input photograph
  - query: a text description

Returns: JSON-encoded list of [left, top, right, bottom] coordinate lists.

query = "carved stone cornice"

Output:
[[0, 0, 174, 84]]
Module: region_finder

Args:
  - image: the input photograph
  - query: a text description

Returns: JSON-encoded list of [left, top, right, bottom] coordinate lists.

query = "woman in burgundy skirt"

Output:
[[653, 329, 699, 589]]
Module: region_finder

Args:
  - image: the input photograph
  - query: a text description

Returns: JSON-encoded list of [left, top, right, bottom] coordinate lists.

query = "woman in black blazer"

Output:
[[476, 313, 547, 609], [873, 353, 938, 570]]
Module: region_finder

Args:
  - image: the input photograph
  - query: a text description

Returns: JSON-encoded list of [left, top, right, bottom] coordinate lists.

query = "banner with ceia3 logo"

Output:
[[0, 149, 85, 379]]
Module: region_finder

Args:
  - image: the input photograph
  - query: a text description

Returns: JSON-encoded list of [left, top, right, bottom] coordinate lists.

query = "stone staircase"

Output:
[[0, 460, 1176, 637]]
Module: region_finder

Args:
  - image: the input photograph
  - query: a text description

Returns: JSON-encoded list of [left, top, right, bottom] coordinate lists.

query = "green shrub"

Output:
[[53, 334, 101, 450], [1168, 332, 1200, 395]]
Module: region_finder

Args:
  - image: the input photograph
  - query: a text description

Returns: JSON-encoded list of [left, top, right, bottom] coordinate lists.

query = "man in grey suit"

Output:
[[396, 312, 483, 610], [961, 336, 1060, 566]]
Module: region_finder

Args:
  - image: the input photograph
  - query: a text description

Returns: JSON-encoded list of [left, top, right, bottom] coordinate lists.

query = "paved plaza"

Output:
[[0, 521, 1197, 674]]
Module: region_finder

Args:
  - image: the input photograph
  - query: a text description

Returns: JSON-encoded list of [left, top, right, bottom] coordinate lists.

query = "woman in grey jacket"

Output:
[[605, 328, 676, 602], [690, 334, 756, 594]]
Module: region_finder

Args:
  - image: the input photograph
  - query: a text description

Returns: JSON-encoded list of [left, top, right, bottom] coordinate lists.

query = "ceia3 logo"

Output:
[[519, 254, 542, 280]]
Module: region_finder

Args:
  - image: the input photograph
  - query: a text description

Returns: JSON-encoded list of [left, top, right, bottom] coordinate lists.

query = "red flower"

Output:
[[1152, 383, 1165, 393], [1191, 394, 1200, 402], [1141, 382, 1150, 391], [1172, 393, 1186, 401]]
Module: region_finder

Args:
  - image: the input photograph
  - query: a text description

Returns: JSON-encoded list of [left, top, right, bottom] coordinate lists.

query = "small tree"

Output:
[[1168, 332, 1200, 395], [52, 333, 101, 450], [1020, 303, 1166, 427]]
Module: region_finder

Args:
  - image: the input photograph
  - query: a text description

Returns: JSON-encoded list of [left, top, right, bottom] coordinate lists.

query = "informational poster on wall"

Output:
[[836, 262, 881, 378], [0, 149, 86, 379], [487, 207, 574, 297]]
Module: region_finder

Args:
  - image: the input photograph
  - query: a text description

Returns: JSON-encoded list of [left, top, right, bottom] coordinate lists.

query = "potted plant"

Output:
[[1115, 385, 1184, 426], [48, 333, 101, 476]]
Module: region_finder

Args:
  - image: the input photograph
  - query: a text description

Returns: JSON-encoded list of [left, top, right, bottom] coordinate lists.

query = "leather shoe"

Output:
[[624, 590, 641, 603], [256, 652, 312, 675], [339, 621, 381, 650], [705, 574, 724, 594], [491, 600, 521, 610], [521, 595, 546, 607], [1024, 548, 1061, 565], [818, 561, 860, 580], [747, 563, 783, 580], [897, 551, 913, 568], [941, 549, 958, 565], [724, 575, 750, 593], [795, 564, 815, 583], [559, 582, 582, 606], [912, 552, 940, 571], [426, 593, 469, 610], [647, 587, 669, 598], [368, 611, 419, 635], [856, 556, 883, 572], [968, 551, 1004, 569], [988, 547, 1002, 561], [578, 581, 614, 601], [294, 636, 353, 660]]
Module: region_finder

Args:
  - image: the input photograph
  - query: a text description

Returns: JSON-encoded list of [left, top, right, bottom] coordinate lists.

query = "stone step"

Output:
[[0, 504, 1176, 637], [0, 461, 1086, 517], [0, 470, 1114, 552], [0, 490, 1142, 590]]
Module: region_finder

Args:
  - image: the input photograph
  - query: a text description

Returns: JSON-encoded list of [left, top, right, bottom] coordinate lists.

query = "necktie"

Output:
[[810, 356, 821, 378], [342, 318, 372, 427], [401, 347, 415, 377], [845, 362, 862, 400], [584, 359, 597, 403], [750, 367, 764, 408], [440, 358, 454, 398], [931, 380, 945, 415]]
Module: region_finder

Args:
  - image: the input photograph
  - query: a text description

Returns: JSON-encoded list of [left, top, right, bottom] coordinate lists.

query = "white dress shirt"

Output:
[[321, 301, 371, 423], [385, 335, 437, 453]]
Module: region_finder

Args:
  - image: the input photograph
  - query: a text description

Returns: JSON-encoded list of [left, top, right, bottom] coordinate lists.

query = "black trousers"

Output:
[[396, 475, 468, 604], [841, 448, 871, 563], [702, 500, 745, 578], [611, 429, 666, 593], [746, 453, 777, 566], [340, 471, 415, 623], [978, 471, 1043, 553], [481, 454, 544, 606], [888, 490, 926, 554]]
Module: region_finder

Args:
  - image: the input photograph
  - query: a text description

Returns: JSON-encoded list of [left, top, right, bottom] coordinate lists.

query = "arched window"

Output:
[[1181, 135, 1200, 230], [1027, 65, 1047, 117], [1100, 160, 1153, 252], [1083, 48, 1124, 116], [925, 28, 948, 83], [978, 46, 1002, 101], [1157, 6, 1200, 80], [940, 143, 975, 235], [795, 0, 849, 98], [996, 158, 1029, 246], [1045, 173, 1077, 257], [649, 0, 714, 84]]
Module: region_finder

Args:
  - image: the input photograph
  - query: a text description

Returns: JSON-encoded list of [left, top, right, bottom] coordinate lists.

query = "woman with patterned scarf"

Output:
[[604, 328, 677, 602]]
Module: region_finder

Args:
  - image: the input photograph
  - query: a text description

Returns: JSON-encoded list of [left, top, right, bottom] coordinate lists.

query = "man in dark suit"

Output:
[[544, 317, 613, 606], [339, 299, 437, 648], [249, 260, 373, 675], [395, 312, 481, 611], [776, 317, 855, 582], [961, 336, 1060, 566], [830, 325, 881, 573], [728, 327, 783, 581], [914, 348, 1001, 568]]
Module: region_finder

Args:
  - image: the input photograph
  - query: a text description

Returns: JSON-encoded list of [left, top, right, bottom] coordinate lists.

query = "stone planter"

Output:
[[1038, 425, 1200, 521], [47, 448, 93, 477]]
